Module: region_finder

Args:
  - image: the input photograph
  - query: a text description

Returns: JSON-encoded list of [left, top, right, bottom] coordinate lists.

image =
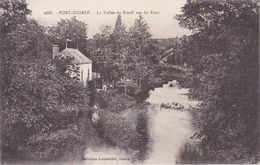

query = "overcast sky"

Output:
[[27, 0, 192, 38]]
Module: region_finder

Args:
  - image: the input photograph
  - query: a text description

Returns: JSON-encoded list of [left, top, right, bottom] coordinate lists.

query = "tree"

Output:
[[113, 14, 123, 34], [164, 36, 189, 65], [111, 15, 129, 63], [89, 16, 158, 102], [90, 25, 121, 83], [48, 17, 88, 53], [126, 16, 158, 102], [0, 2, 89, 159], [176, 1, 259, 163], [89, 16, 128, 84], [0, 0, 31, 34], [110, 15, 129, 82]]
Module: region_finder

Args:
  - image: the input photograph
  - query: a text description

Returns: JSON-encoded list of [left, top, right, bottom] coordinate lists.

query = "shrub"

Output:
[[96, 90, 135, 112], [20, 128, 81, 161], [94, 104, 150, 160]]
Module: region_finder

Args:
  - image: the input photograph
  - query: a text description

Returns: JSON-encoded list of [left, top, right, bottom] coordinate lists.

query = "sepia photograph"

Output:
[[0, 0, 259, 164]]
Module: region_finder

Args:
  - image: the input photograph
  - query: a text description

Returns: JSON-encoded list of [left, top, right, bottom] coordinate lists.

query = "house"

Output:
[[52, 45, 92, 87]]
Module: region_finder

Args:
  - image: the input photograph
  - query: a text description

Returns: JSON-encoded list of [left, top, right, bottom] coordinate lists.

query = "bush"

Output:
[[20, 128, 81, 161], [98, 109, 136, 148], [96, 90, 135, 112], [176, 1, 259, 163], [94, 104, 150, 160], [1, 54, 90, 161]]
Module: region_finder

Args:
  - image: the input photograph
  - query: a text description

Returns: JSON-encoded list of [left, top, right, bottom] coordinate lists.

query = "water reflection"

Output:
[[145, 80, 198, 164]]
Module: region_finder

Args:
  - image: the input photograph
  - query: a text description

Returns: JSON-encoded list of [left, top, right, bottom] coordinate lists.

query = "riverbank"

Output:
[[82, 79, 199, 164], [1, 66, 195, 164], [80, 68, 195, 164], [83, 101, 151, 163]]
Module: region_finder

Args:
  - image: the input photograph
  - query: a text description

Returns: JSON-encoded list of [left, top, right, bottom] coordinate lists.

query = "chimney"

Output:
[[52, 45, 59, 59]]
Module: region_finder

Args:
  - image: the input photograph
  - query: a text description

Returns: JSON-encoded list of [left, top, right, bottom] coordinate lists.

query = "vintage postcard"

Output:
[[0, 0, 259, 164]]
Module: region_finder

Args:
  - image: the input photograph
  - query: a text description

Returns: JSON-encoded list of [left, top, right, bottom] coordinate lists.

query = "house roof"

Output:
[[59, 48, 92, 64]]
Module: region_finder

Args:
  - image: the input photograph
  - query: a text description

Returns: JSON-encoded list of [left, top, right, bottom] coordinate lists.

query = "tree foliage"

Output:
[[90, 24, 123, 82], [48, 16, 88, 53], [88, 15, 159, 102], [0, 2, 89, 159], [177, 1, 259, 163], [126, 16, 159, 102], [127, 16, 158, 83]]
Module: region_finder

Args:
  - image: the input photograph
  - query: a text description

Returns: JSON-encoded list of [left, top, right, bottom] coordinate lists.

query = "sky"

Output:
[[27, 0, 192, 39]]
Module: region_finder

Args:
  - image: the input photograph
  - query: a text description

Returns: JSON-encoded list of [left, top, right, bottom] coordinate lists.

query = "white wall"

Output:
[[79, 63, 92, 87]]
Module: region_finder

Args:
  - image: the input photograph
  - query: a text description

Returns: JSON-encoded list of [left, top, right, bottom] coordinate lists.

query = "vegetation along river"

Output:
[[83, 80, 199, 164]]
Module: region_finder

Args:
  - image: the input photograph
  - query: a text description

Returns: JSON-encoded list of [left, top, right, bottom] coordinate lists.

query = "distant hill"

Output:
[[153, 38, 179, 50], [154, 35, 190, 61]]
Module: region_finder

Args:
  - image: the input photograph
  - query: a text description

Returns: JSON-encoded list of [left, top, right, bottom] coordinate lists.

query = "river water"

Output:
[[83, 80, 198, 164], [144, 80, 198, 164]]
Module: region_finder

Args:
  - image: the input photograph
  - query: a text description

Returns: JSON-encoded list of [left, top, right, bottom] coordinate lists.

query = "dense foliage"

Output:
[[2, 0, 258, 163], [88, 15, 159, 102], [96, 89, 136, 112], [176, 1, 259, 163], [0, 1, 89, 160], [48, 16, 88, 53]]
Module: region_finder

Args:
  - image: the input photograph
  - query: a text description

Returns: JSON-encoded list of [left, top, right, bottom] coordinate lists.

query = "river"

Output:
[[145, 80, 198, 164], [83, 80, 198, 164]]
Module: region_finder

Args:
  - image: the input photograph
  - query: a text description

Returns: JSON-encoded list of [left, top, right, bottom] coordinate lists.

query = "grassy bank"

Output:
[[95, 90, 150, 162]]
